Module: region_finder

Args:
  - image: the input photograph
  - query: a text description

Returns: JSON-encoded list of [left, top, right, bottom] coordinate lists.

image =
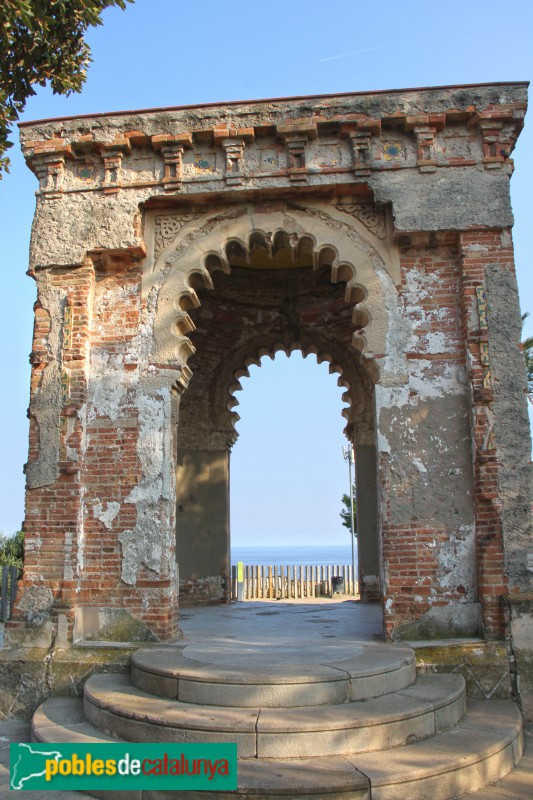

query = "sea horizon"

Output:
[[231, 543, 358, 568]]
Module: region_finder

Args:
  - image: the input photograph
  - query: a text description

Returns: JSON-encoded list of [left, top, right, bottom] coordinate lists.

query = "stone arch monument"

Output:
[[9, 82, 533, 715]]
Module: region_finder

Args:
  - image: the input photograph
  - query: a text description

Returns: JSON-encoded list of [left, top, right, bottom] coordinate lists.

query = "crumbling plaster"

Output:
[[25, 275, 66, 489], [87, 351, 180, 587], [21, 84, 525, 272], [14, 84, 532, 668], [485, 265, 533, 591]]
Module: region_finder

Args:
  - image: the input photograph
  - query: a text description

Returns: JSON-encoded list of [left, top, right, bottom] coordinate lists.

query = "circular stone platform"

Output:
[[131, 640, 416, 707], [181, 640, 366, 666]]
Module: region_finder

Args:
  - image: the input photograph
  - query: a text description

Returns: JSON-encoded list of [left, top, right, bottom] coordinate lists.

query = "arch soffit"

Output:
[[147, 205, 399, 370]]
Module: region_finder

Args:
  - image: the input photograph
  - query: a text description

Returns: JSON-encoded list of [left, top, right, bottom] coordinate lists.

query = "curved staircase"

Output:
[[32, 640, 523, 799]]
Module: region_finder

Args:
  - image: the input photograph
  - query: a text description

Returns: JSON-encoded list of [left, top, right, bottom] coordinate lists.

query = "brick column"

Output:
[[64, 259, 179, 642], [459, 229, 532, 639], [14, 260, 95, 641], [378, 232, 479, 641], [14, 255, 180, 645]]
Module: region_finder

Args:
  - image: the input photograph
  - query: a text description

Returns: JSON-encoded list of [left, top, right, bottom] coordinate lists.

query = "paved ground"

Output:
[[179, 598, 385, 645], [0, 601, 531, 797]]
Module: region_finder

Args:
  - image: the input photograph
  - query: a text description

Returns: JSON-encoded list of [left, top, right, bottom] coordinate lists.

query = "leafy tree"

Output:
[[521, 313, 533, 403], [340, 489, 357, 533], [0, 0, 133, 174], [524, 336, 533, 401], [0, 530, 24, 585]]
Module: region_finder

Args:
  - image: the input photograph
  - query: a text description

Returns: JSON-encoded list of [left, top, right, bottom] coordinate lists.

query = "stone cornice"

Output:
[[20, 84, 527, 200], [21, 110, 524, 199], [23, 85, 527, 268]]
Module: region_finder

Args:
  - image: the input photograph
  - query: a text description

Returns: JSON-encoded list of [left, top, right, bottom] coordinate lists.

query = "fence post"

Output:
[[1, 567, 8, 623], [237, 562, 244, 601], [9, 565, 18, 617], [231, 561, 359, 601]]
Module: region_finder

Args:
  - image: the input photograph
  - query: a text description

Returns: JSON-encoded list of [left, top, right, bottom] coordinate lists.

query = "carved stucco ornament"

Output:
[[335, 202, 387, 240], [154, 214, 201, 259]]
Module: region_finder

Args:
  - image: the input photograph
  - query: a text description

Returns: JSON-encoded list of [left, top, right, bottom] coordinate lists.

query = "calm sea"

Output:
[[231, 544, 358, 567]]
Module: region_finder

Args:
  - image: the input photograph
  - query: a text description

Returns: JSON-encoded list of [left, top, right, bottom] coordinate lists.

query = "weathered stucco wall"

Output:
[[9, 82, 532, 714], [21, 83, 526, 272], [175, 449, 230, 605]]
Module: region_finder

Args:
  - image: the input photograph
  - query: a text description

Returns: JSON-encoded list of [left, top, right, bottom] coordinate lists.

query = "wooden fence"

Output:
[[231, 564, 358, 601], [0, 566, 18, 622]]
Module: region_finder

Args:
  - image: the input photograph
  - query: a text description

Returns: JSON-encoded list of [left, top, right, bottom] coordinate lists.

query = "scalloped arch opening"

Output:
[[217, 344, 372, 445], [152, 206, 392, 371]]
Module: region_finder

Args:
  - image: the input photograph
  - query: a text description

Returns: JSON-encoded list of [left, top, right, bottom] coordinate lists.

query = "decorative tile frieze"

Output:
[[76, 159, 97, 182], [61, 369, 70, 405], [193, 152, 217, 175], [381, 141, 405, 162], [476, 286, 489, 331], [62, 304, 73, 350]]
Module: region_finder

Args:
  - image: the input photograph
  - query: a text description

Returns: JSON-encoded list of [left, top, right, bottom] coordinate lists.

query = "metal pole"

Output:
[[343, 444, 356, 594]]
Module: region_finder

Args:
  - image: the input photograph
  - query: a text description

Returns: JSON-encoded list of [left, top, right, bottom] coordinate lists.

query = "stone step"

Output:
[[32, 697, 522, 800], [131, 641, 416, 707], [82, 672, 465, 758], [351, 701, 523, 800]]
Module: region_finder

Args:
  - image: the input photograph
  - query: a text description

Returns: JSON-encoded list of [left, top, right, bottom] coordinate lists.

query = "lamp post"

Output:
[[342, 444, 356, 594]]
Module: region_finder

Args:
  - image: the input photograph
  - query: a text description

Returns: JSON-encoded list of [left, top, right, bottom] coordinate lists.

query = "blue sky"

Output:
[[0, 0, 531, 546]]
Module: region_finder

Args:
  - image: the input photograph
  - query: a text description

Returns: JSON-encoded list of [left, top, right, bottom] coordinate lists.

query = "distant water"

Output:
[[231, 544, 357, 567]]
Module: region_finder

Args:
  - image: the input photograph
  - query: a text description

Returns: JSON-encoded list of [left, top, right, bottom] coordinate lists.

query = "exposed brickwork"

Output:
[[380, 233, 475, 638], [12, 86, 531, 668], [19, 260, 180, 641], [179, 574, 231, 607], [22, 262, 94, 609], [458, 229, 518, 639]]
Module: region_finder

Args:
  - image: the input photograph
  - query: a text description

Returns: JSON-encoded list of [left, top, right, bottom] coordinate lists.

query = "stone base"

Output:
[[414, 640, 511, 702], [392, 603, 483, 641], [509, 597, 533, 721], [0, 643, 137, 720], [179, 575, 229, 606]]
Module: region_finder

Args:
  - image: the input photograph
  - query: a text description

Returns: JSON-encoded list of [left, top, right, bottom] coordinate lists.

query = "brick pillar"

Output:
[[64, 261, 179, 642], [377, 232, 479, 641], [14, 256, 181, 645], [459, 229, 532, 640], [14, 260, 95, 641]]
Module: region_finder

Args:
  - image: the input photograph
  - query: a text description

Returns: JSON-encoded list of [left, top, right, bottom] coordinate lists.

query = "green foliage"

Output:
[[0, 530, 24, 581], [521, 313, 533, 401], [0, 0, 133, 174], [340, 490, 357, 533], [523, 336, 533, 399]]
